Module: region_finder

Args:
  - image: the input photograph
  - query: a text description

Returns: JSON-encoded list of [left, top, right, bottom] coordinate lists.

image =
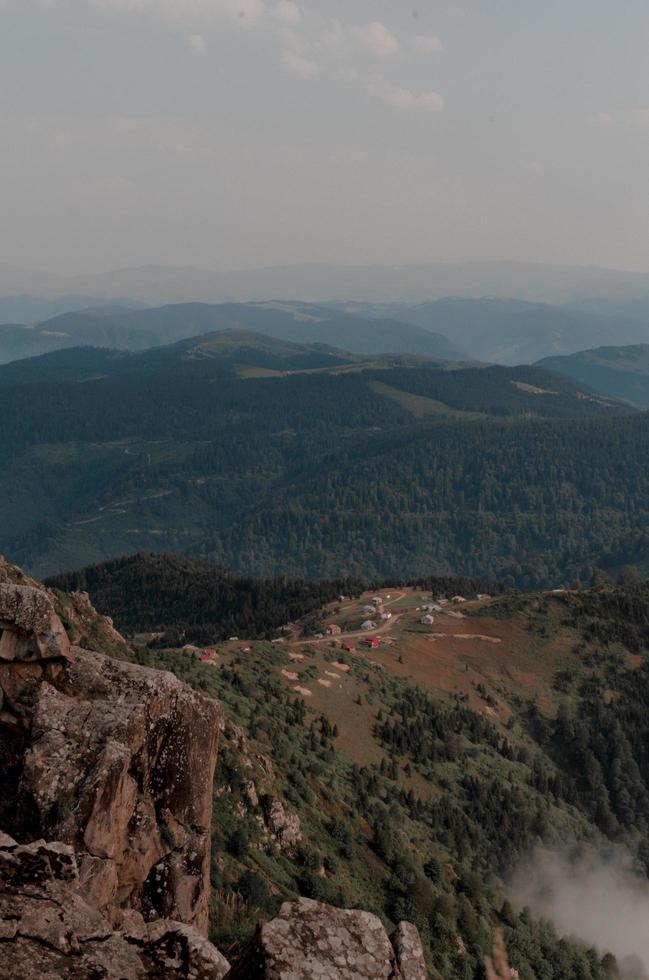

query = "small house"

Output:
[[342, 642, 355, 652], [372, 596, 383, 604], [420, 614, 435, 625], [363, 636, 381, 649], [451, 596, 467, 604], [476, 594, 491, 601], [326, 624, 342, 635], [361, 620, 377, 631], [362, 605, 376, 615], [240, 645, 251, 653], [380, 612, 392, 621]]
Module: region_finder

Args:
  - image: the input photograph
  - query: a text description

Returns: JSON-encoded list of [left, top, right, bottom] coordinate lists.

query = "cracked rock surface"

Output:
[[0, 833, 230, 979], [225, 897, 428, 979]]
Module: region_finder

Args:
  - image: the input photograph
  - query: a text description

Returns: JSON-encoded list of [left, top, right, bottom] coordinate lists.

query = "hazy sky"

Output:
[[1, 0, 649, 275]]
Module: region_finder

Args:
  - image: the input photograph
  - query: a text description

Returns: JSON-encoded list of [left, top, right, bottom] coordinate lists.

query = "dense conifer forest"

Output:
[[0, 334, 646, 585]]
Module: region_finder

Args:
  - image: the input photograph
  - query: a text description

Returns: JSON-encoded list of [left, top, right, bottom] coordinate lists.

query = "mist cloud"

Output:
[[509, 847, 649, 979]]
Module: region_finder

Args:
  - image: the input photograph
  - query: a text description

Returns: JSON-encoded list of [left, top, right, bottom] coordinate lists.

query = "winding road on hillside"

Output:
[[287, 591, 407, 646]]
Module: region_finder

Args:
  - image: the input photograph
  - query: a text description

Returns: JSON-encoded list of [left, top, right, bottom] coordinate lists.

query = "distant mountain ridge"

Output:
[[0, 301, 466, 365], [329, 297, 649, 366], [4, 259, 649, 305]]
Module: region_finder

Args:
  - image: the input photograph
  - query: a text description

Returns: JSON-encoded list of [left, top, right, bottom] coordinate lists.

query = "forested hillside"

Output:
[[101, 575, 649, 979], [46, 551, 505, 644], [0, 333, 642, 583], [0, 333, 638, 583], [539, 345, 649, 408]]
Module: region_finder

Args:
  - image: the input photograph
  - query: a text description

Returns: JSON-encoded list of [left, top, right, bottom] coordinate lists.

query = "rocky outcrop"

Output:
[[0, 577, 221, 936], [0, 832, 230, 979], [0, 583, 72, 665], [220, 718, 303, 857], [225, 897, 427, 979], [391, 920, 429, 980]]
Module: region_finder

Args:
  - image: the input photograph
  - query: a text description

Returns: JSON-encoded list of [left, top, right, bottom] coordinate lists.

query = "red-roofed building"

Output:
[[363, 637, 381, 649]]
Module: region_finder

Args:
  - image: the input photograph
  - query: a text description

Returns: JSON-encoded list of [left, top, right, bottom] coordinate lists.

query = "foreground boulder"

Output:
[[225, 896, 428, 979], [0, 832, 230, 980]]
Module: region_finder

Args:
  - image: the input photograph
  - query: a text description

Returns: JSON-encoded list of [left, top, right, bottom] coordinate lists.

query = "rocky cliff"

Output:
[[0, 557, 428, 978]]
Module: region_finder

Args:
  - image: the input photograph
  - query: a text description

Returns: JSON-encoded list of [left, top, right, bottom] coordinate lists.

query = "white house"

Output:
[[361, 620, 377, 631], [420, 614, 435, 625]]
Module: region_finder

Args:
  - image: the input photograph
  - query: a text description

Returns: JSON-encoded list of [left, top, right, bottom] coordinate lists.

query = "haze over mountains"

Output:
[[329, 298, 649, 365], [6, 259, 649, 306], [4, 259, 649, 583], [3, 294, 649, 370]]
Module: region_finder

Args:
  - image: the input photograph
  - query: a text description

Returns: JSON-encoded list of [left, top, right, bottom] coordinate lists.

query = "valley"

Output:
[[96, 565, 649, 978]]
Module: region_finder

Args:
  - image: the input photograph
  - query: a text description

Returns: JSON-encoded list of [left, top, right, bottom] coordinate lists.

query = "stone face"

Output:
[[0, 579, 221, 937], [0, 583, 71, 665], [0, 833, 230, 980], [225, 897, 428, 979], [391, 921, 429, 980]]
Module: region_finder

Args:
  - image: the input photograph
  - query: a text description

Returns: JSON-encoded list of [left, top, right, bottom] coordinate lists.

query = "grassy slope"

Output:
[[121, 583, 649, 979]]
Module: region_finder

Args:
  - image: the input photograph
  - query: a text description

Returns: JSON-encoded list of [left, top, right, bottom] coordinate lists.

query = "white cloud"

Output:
[[271, 0, 300, 25], [370, 82, 444, 112], [188, 33, 206, 50], [412, 34, 443, 54], [282, 49, 318, 77], [352, 21, 399, 57]]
